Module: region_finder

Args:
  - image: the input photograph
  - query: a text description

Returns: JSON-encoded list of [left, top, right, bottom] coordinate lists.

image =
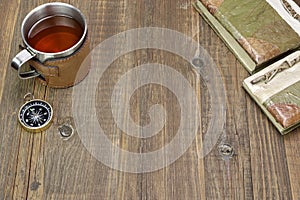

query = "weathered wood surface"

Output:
[[0, 0, 300, 199]]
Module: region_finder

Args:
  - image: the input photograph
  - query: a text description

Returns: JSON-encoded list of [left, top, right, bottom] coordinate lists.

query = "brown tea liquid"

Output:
[[27, 16, 83, 53]]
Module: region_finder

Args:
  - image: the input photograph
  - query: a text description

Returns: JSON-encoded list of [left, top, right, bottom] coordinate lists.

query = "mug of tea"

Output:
[[11, 2, 90, 88]]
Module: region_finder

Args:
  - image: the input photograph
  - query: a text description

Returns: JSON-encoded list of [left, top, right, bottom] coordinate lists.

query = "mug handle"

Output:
[[11, 49, 41, 79]]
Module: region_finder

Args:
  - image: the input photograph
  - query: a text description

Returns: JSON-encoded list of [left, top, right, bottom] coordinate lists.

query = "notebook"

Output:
[[193, 0, 300, 73]]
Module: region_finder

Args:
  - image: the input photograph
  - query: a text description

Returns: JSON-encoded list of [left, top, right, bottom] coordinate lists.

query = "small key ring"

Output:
[[23, 93, 34, 102]]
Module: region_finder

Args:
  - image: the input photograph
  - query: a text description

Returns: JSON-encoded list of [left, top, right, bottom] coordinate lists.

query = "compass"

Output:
[[18, 93, 53, 132]]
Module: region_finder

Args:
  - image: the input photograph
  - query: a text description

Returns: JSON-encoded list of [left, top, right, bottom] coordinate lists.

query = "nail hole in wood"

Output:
[[192, 57, 204, 68], [218, 144, 234, 158]]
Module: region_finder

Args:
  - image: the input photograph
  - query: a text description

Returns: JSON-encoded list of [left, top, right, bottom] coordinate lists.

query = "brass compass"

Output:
[[18, 93, 53, 132]]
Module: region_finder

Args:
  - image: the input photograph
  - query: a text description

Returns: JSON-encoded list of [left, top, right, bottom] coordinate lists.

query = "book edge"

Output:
[[193, 1, 256, 74], [242, 80, 299, 135]]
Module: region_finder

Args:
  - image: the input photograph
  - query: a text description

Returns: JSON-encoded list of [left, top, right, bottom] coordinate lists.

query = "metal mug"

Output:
[[11, 2, 89, 88]]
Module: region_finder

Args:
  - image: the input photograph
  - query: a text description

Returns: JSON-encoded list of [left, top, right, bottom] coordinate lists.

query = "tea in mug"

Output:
[[27, 16, 83, 53]]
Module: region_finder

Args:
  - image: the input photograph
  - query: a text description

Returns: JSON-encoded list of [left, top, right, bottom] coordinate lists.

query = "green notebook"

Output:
[[193, 0, 300, 73], [243, 51, 300, 134]]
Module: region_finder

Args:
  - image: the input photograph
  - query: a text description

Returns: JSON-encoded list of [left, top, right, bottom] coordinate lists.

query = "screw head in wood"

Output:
[[58, 124, 74, 140]]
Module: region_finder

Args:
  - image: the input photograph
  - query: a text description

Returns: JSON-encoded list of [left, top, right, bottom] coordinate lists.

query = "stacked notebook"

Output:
[[194, 0, 300, 134]]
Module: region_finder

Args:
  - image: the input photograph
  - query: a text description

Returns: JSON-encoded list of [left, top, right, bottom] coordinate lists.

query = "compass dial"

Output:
[[19, 99, 53, 132]]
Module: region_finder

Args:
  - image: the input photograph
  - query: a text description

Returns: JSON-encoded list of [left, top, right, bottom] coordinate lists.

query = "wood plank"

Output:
[[25, 82, 47, 199], [197, 20, 254, 199], [246, 98, 293, 199], [0, 3, 22, 196], [0, 77, 35, 199], [0, 0, 20, 106], [284, 129, 300, 200], [1, 0, 300, 199], [119, 0, 207, 199]]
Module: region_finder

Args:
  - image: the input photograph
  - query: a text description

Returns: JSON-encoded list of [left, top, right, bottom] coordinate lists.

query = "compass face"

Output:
[[19, 99, 53, 132]]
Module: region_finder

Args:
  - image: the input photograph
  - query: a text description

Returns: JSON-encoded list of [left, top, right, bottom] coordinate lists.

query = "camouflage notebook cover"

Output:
[[194, 0, 300, 73]]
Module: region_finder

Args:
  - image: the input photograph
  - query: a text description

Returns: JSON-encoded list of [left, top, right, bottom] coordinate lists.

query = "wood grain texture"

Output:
[[0, 0, 20, 105], [1, 0, 300, 199]]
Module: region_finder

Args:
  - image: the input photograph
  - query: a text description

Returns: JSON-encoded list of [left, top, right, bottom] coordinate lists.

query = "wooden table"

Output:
[[1, 0, 300, 199]]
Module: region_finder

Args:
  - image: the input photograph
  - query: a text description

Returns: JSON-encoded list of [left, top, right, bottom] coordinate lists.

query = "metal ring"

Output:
[[23, 93, 35, 102]]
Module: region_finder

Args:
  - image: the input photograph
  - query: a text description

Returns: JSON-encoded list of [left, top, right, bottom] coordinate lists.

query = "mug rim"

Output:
[[21, 2, 88, 62]]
